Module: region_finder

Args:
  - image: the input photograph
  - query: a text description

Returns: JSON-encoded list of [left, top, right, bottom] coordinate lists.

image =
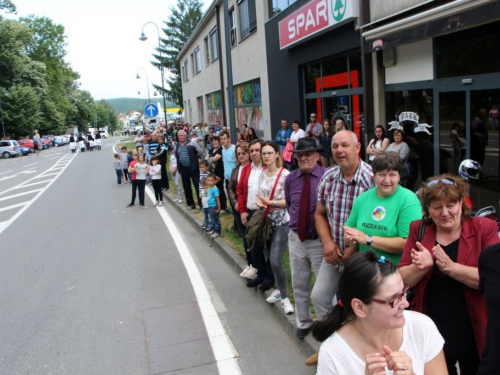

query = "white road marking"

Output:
[[0, 202, 28, 213], [0, 154, 76, 235], [0, 169, 37, 181], [0, 170, 13, 176], [36, 173, 59, 178], [11, 180, 53, 189], [145, 187, 241, 375], [24, 163, 38, 167], [0, 189, 42, 202]]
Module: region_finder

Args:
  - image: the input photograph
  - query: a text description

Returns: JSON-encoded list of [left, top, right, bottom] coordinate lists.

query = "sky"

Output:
[[9, 0, 208, 101]]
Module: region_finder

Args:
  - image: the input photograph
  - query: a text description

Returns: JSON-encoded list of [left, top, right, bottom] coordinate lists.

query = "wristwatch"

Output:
[[366, 236, 373, 246], [273, 200, 278, 207]]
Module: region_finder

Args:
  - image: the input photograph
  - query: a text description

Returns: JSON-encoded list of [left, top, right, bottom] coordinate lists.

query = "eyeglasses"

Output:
[[426, 178, 457, 188], [370, 284, 411, 308], [261, 151, 275, 156]]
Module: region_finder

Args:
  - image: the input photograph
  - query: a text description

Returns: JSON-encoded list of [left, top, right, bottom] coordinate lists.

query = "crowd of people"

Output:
[[115, 116, 500, 374]]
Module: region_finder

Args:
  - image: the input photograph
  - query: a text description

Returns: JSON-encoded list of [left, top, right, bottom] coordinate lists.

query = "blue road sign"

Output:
[[144, 104, 159, 118], [130, 119, 135, 125]]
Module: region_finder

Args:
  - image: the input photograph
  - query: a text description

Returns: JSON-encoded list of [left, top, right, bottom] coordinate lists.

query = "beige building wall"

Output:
[[179, 0, 271, 138]]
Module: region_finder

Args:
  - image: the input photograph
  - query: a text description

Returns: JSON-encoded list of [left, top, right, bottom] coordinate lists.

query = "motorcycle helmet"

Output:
[[459, 159, 481, 180]]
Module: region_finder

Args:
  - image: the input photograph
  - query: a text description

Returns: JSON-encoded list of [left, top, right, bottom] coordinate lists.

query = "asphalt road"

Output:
[[0, 141, 316, 375]]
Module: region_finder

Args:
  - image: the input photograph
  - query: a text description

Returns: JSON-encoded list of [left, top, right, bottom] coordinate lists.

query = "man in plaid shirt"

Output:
[[312, 130, 374, 322]]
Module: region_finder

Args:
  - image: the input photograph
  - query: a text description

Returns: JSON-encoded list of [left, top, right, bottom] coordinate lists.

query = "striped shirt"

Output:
[[316, 159, 374, 251], [177, 143, 190, 167]]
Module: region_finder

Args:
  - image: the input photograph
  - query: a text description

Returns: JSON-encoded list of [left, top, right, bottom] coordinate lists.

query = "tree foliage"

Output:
[[0, 13, 112, 140], [152, 0, 203, 108]]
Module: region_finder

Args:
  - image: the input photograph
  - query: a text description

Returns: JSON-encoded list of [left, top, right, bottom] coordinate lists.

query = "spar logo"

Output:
[[331, 0, 346, 22], [372, 206, 386, 222]]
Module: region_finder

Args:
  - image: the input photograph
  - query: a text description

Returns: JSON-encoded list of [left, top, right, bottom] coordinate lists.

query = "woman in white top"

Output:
[[254, 141, 294, 315], [134, 154, 149, 208], [367, 125, 390, 163], [312, 250, 447, 375], [149, 156, 163, 207]]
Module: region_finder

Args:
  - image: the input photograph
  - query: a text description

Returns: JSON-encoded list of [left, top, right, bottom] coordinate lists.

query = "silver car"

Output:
[[0, 140, 22, 158]]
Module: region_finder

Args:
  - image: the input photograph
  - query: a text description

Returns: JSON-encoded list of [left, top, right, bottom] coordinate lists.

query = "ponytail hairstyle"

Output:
[[311, 250, 397, 342]]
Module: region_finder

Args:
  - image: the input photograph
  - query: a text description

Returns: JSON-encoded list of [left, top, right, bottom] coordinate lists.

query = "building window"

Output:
[[194, 47, 201, 74], [229, 8, 237, 47], [197, 96, 204, 123], [206, 91, 223, 125], [182, 60, 189, 82], [234, 79, 263, 132], [269, 0, 298, 18], [204, 37, 210, 66], [190, 53, 195, 76], [210, 27, 218, 61], [238, 0, 257, 39]]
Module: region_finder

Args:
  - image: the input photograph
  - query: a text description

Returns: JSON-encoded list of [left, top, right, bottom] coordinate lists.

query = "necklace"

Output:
[[354, 323, 393, 351]]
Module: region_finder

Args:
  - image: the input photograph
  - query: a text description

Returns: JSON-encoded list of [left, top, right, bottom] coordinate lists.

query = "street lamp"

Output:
[[139, 22, 169, 128], [136, 68, 151, 103], [0, 92, 8, 140]]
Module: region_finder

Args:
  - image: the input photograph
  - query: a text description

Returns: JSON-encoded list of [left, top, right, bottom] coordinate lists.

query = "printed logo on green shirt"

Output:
[[372, 206, 386, 221]]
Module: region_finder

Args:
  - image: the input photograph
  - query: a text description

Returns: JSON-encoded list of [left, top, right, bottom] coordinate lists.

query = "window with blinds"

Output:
[[238, 0, 256, 40]]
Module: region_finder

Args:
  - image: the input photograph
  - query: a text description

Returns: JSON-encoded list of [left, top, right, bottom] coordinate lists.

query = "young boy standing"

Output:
[[120, 146, 129, 184], [200, 178, 211, 230], [206, 173, 221, 239], [114, 153, 123, 185], [199, 159, 209, 197]]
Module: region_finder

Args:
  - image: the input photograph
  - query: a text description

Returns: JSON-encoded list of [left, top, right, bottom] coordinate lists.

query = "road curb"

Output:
[[162, 190, 320, 359]]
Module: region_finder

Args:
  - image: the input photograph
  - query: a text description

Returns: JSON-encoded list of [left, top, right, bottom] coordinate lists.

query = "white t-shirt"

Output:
[[149, 165, 162, 180], [290, 129, 305, 142], [135, 163, 148, 180], [246, 163, 263, 211], [317, 311, 444, 375]]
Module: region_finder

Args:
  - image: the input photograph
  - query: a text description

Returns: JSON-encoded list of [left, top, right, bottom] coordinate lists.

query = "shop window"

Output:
[[436, 20, 500, 79], [322, 56, 348, 91], [238, 0, 257, 40], [305, 63, 321, 94], [234, 79, 263, 132], [207, 91, 223, 125], [229, 8, 237, 47], [348, 51, 363, 88], [210, 27, 218, 61]]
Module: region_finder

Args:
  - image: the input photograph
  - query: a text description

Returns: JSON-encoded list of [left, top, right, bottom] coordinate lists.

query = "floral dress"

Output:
[[258, 168, 290, 227]]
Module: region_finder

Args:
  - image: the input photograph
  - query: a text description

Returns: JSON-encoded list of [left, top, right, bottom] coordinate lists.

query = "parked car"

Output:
[[0, 140, 22, 158], [18, 139, 35, 148], [20, 147, 32, 155], [40, 138, 51, 148], [53, 136, 67, 147], [33, 138, 46, 150]]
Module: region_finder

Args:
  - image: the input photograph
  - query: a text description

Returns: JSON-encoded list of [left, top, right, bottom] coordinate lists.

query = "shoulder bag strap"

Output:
[[418, 221, 426, 242], [264, 168, 284, 218]]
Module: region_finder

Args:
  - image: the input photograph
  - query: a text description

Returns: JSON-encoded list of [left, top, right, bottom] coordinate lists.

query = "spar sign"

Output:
[[279, 0, 358, 49]]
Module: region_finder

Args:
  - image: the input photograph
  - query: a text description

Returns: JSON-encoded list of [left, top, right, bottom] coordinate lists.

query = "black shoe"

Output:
[[296, 327, 311, 339], [246, 278, 263, 288], [126, 203, 134, 207], [258, 280, 274, 291], [188, 205, 196, 210]]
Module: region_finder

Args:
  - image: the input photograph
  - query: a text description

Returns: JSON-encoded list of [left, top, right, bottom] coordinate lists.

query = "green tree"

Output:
[[0, 19, 32, 88], [153, 0, 203, 107], [0, 0, 16, 14], [3, 85, 41, 138]]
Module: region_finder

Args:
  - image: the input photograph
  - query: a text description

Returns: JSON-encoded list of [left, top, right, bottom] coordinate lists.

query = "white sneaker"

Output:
[[154, 201, 158, 207], [158, 201, 163, 207], [266, 289, 281, 304], [239, 265, 250, 277], [281, 298, 294, 315], [173, 198, 179, 203], [177, 199, 183, 204], [244, 266, 258, 279]]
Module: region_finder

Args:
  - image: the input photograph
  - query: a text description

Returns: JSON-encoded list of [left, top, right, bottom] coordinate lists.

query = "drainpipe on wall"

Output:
[[215, 6, 228, 129], [222, 0, 236, 143], [360, 0, 374, 160]]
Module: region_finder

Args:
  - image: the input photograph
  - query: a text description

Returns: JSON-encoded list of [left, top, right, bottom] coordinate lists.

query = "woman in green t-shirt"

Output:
[[343, 152, 422, 265]]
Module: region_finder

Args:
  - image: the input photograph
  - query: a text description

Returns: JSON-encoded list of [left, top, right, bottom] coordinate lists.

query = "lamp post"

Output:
[[139, 22, 169, 128], [136, 68, 151, 103], [0, 92, 8, 140]]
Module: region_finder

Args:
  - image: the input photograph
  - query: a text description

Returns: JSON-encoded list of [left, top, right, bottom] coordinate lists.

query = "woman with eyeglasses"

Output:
[[343, 152, 422, 265], [398, 175, 500, 375], [312, 250, 447, 375], [253, 141, 294, 315]]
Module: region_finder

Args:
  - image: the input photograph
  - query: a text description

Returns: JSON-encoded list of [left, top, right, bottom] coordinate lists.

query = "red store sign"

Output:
[[279, 0, 358, 49]]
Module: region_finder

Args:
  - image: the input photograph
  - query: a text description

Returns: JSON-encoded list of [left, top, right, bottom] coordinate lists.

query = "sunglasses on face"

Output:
[[426, 178, 457, 188], [370, 284, 411, 308]]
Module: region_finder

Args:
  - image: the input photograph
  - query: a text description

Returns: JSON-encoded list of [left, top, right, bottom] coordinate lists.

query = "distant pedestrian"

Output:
[[69, 135, 77, 153], [95, 131, 102, 150], [200, 178, 211, 230], [149, 156, 163, 207], [170, 146, 183, 203], [135, 154, 149, 209], [114, 153, 122, 185], [120, 146, 129, 184], [206, 173, 221, 239], [127, 152, 139, 207]]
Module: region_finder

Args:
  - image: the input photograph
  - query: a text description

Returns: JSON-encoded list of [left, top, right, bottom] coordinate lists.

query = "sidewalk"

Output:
[[161, 189, 320, 360]]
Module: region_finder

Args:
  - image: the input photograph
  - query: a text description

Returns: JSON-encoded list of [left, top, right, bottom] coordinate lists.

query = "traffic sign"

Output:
[[130, 119, 135, 125], [144, 104, 159, 118]]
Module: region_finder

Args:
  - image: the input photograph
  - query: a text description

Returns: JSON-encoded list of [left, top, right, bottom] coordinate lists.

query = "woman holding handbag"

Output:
[[254, 141, 294, 315]]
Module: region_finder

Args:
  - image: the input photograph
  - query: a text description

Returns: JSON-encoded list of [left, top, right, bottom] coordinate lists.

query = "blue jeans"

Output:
[[266, 224, 290, 298], [202, 207, 212, 228], [207, 207, 221, 234], [115, 169, 122, 184]]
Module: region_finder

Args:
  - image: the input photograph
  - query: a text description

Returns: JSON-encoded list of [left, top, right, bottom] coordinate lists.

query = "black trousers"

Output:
[[152, 179, 162, 202], [130, 180, 138, 204], [137, 179, 146, 205], [179, 165, 200, 207], [160, 161, 169, 189]]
